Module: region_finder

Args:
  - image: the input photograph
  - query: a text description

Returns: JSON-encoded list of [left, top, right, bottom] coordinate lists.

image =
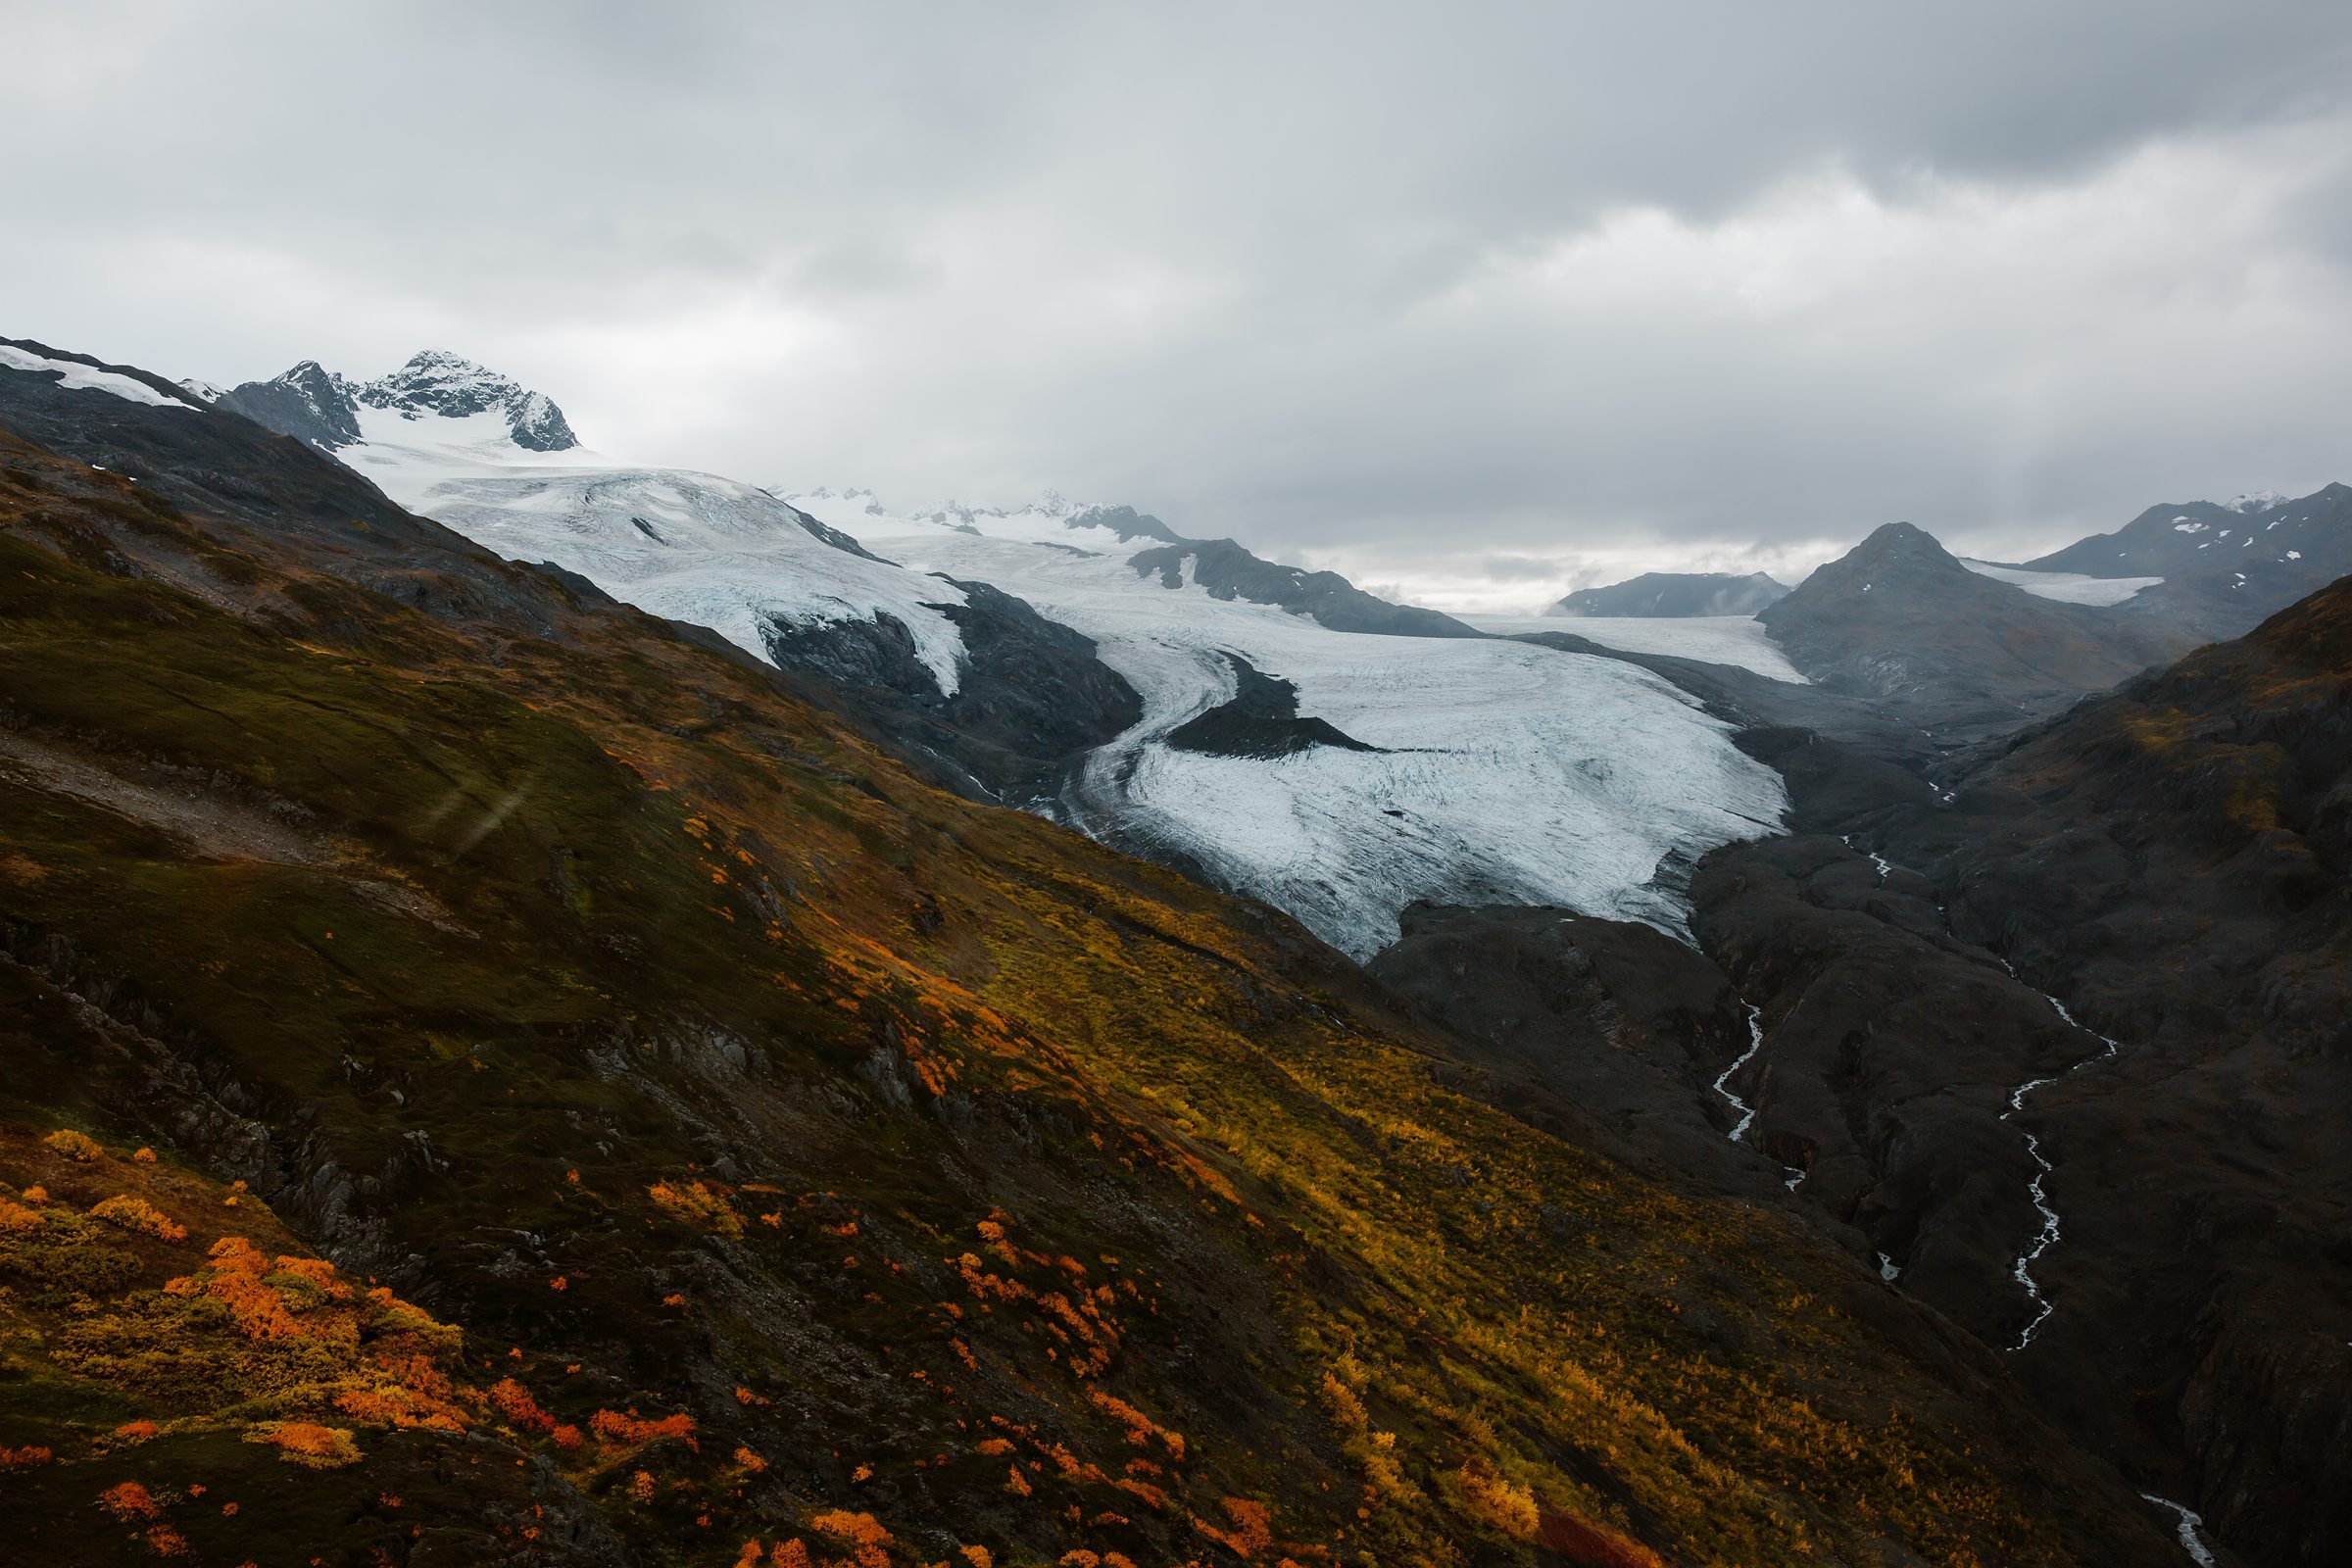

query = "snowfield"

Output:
[[1464, 613, 1807, 683], [792, 493, 1788, 957], [336, 410, 972, 693], [1959, 559, 2162, 606]]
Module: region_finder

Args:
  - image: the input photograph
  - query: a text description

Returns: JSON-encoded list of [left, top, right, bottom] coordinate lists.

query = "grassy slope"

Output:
[[0, 429, 2163, 1567]]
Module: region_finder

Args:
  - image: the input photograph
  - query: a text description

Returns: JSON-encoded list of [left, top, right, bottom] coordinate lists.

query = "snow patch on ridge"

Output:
[[0, 345, 193, 410]]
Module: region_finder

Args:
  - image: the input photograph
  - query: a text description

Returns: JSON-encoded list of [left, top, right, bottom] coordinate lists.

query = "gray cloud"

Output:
[[6, 1, 2351, 606]]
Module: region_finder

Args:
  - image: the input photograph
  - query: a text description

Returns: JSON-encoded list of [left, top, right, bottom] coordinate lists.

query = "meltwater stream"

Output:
[[2140, 1494, 2220, 1567], [1712, 1004, 1808, 1191], [1999, 985, 2122, 1349]]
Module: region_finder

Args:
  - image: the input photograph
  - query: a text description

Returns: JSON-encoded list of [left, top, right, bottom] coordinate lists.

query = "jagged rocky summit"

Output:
[[221, 348, 579, 454]]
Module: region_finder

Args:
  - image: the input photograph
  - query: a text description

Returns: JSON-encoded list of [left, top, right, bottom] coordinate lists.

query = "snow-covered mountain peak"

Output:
[[219, 351, 580, 457], [354, 350, 580, 453], [2224, 490, 2288, 514]]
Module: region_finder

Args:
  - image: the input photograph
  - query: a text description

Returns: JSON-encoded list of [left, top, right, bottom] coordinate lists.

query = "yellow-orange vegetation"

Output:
[[809, 1509, 895, 1568], [649, 1178, 745, 1238], [43, 1128, 105, 1162], [247, 1420, 362, 1468], [1195, 1496, 1274, 1559], [99, 1480, 162, 1520], [591, 1407, 698, 1449], [89, 1194, 188, 1244]]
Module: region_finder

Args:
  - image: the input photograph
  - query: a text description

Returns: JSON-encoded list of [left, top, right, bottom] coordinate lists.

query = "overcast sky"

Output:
[[8, 3, 2351, 610]]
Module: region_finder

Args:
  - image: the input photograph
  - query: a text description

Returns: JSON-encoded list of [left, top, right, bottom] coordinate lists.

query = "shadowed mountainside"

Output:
[[1758, 522, 2191, 743]]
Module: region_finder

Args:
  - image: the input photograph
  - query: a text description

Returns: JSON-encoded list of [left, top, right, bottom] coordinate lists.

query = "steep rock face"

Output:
[[0, 342, 2188, 1567], [1758, 522, 2189, 742], [1550, 571, 1788, 618], [216, 359, 363, 451], [1163, 655, 1378, 759], [762, 576, 1146, 808]]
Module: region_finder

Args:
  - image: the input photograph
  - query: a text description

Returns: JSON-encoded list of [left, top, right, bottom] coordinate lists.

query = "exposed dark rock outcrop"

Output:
[[1128, 537, 1482, 637], [217, 359, 363, 451], [1549, 570, 1788, 618], [760, 578, 1143, 807], [1164, 655, 1377, 759]]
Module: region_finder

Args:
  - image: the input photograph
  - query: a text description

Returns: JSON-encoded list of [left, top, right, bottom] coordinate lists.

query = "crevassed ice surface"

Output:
[[1463, 613, 1808, 683], [793, 493, 1788, 958], [1959, 559, 2163, 606], [337, 408, 970, 693]]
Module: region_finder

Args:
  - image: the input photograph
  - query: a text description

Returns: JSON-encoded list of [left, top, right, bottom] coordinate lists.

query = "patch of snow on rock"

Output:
[[0, 345, 193, 410]]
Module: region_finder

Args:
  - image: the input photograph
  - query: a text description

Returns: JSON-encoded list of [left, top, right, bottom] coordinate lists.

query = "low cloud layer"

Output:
[[7, 2, 2350, 608]]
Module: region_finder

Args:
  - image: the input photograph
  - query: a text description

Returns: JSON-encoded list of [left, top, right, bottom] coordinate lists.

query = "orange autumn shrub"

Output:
[[1, 1445, 54, 1468], [490, 1377, 559, 1434], [89, 1195, 189, 1244], [0, 1197, 43, 1233], [591, 1407, 698, 1449], [132, 1148, 158, 1163], [248, 1421, 362, 1468], [1195, 1497, 1274, 1558], [809, 1510, 894, 1568], [44, 1128, 105, 1162], [98, 1480, 162, 1520], [115, 1420, 162, 1443]]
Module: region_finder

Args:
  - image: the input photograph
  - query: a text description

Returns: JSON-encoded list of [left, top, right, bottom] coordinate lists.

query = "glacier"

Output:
[[790, 493, 1788, 958]]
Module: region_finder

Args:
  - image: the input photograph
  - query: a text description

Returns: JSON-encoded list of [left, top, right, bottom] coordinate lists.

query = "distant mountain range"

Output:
[[1549, 570, 1789, 617]]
